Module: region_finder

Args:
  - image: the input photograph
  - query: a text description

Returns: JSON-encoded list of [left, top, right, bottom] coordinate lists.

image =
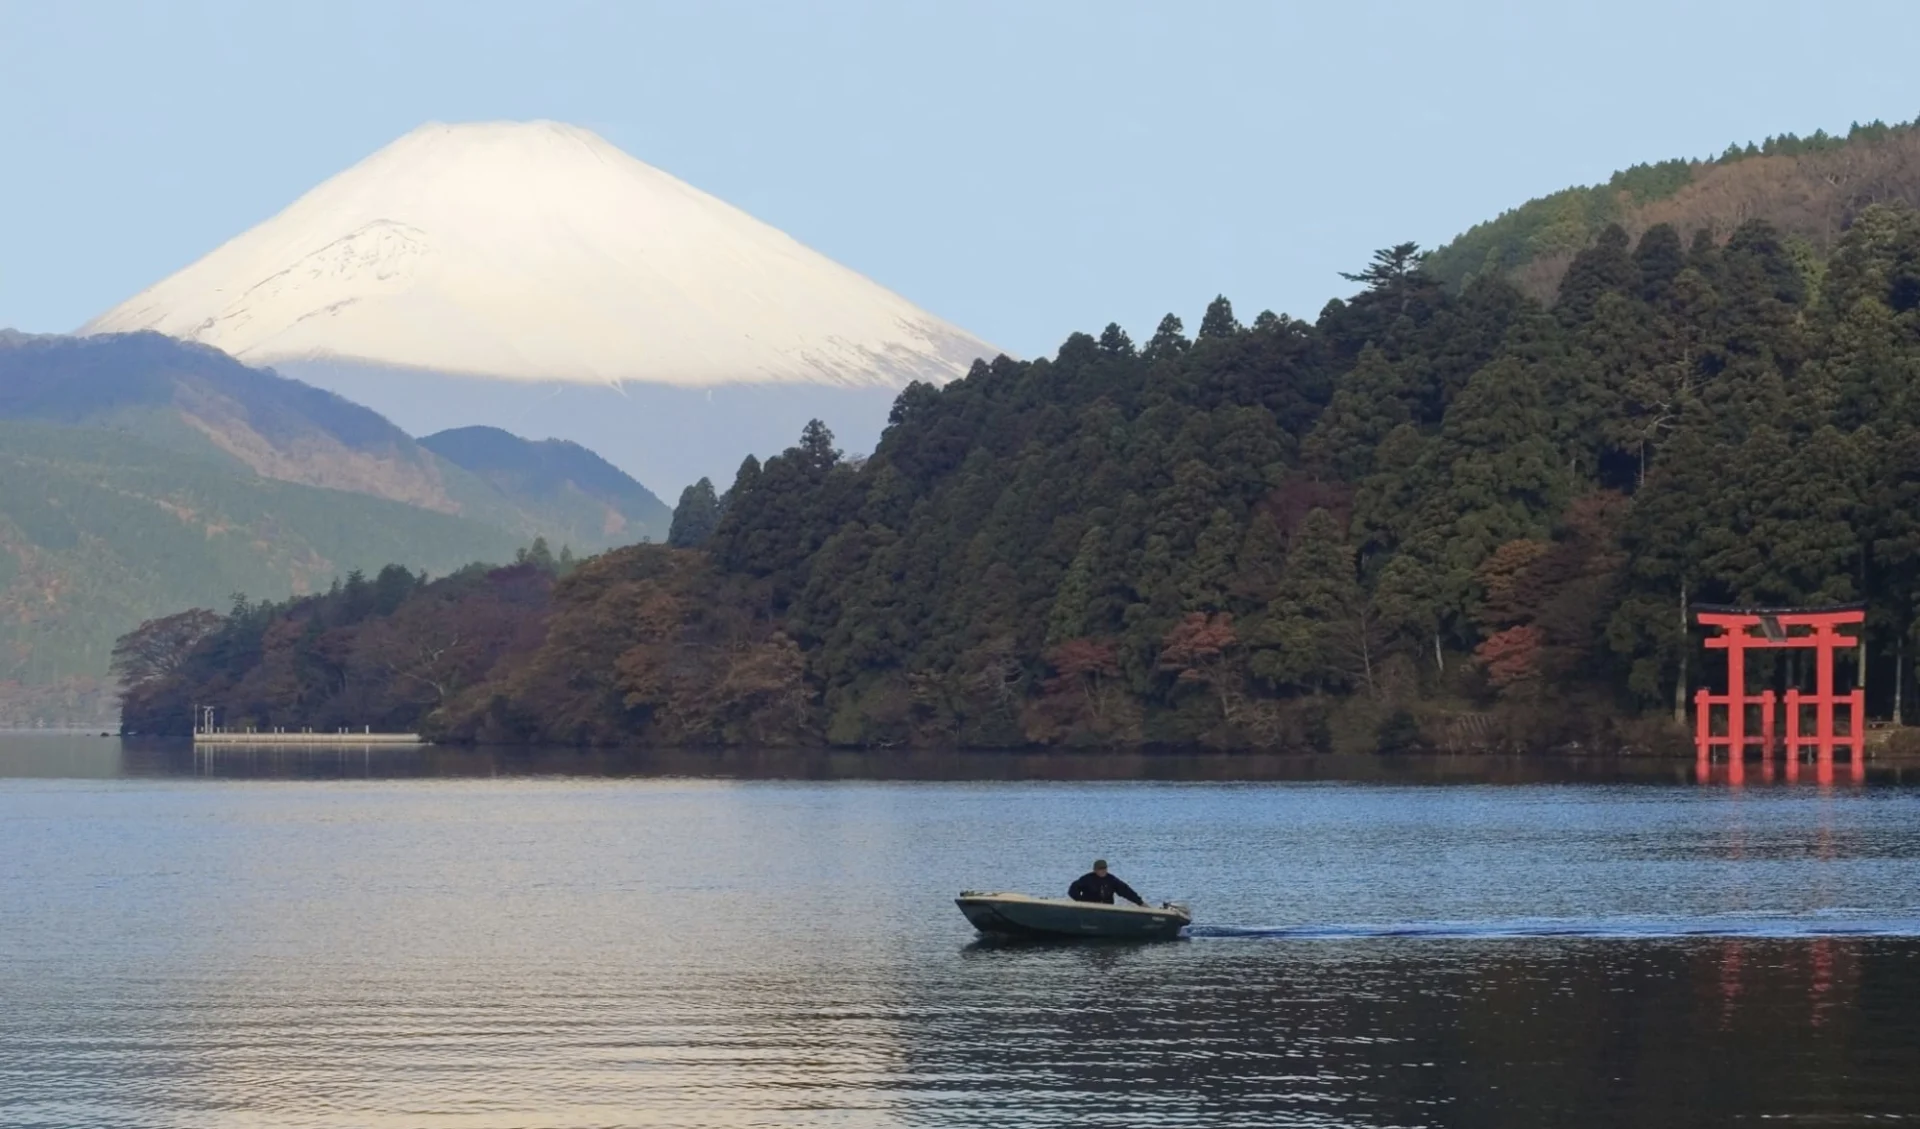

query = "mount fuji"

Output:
[[83, 121, 1000, 493]]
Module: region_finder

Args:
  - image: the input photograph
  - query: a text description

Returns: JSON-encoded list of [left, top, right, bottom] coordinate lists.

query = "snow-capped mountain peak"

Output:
[[84, 120, 995, 391]]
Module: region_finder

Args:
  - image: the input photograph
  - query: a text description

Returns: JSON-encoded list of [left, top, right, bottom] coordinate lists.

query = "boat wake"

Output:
[[1187, 911, 1920, 941]]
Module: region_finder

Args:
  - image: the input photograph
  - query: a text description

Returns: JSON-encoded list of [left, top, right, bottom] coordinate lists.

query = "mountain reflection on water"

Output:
[[4, 735, 1920, 1126]]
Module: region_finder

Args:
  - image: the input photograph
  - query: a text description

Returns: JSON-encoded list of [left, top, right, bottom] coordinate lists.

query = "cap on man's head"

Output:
[[1092, 859, 1108, 871]]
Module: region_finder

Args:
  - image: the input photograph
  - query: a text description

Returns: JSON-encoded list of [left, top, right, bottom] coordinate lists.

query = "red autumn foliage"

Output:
[[1158, 612, 1238, 684], [1475, 540, 1550, 632], [1028, 638, 1130, 742], [1047, 638, 1120, 685], [1475, 625, 1545, 689]]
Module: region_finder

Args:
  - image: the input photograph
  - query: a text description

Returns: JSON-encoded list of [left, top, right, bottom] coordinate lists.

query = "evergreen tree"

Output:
[[1702, 426, 1860, 606], [1609, 423, 1726, 711], [1144, 314, 1190, 362], [1340, 242, 1426, 291], [730, 454, 762, 498], [372, 564, 416, 615], [1046, 527, 1103, 646], [515, 537, 557, 573], [1374, 525, 1465, 671], [1098, 323, 1135, 356], [797, 419, 841, 471], [1433, 356, 1572, 575], [669, 477, 723, 548], [1300, 346, 1410, 480], [1248, 509, 1367, 694], [1556, 224, 1637, 325], [1351, 423, 1433, 563], [1632, 223, 1687, 300], [1198, 295, 1241, 341], [1179, 509, 1240, 612], [1229, 510, 1287, 607]]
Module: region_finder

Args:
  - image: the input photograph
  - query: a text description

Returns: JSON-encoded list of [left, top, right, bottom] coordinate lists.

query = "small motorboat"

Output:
[[955, 891, 1191, 940]]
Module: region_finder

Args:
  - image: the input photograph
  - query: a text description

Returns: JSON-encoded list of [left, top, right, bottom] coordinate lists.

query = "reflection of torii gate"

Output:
[[1693, 604, 1864, 782]]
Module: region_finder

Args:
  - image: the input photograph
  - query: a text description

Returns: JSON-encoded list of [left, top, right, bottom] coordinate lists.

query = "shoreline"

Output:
[[81, 733, 1920, 765]]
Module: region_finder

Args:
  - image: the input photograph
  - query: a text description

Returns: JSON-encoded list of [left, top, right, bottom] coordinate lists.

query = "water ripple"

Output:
[[1189, 911, 1920, 940], [7, 760, 1920, 1125]]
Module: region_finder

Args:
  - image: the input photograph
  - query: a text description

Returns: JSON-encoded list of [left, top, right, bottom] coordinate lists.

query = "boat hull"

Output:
[[955, 892, 1189, 940]]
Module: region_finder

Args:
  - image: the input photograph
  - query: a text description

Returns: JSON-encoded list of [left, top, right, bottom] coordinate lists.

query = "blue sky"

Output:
[[2, 0, 1917, 359]]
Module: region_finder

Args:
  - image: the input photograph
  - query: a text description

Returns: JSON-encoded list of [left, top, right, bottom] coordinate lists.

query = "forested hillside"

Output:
[[125, 203, 1920, 751], [1426, 118, 1920, 300], [0, 421, 523, 725]]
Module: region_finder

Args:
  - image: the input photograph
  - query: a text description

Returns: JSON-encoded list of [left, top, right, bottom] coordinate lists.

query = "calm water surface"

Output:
[[4, 736, 1920, 1127]]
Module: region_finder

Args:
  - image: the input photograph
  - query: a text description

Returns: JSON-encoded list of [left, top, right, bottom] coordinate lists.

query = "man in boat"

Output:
[[1068, 859, 1145, 906]]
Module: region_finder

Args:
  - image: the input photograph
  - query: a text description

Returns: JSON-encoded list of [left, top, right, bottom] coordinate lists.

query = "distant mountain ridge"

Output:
[[1427, 118, 1920, 298], [420, 426, 671, 548], [0, 331, 668, 724], [0, 332, 662, 550], [0, 330, 499, 515]]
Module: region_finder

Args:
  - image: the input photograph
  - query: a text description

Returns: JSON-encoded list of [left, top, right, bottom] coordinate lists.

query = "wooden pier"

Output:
[[193, 730, 424, 746]]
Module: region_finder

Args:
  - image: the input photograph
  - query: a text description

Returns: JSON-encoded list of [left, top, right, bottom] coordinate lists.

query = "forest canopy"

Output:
[[122, 204, 1920, 753]]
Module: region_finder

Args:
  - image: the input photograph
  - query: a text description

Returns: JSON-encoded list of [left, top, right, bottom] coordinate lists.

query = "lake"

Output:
[[5, 735, 1920, 1126]]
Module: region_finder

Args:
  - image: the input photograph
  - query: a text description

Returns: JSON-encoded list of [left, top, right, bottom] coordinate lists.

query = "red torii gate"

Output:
[[1693, 604, 1865, 783]]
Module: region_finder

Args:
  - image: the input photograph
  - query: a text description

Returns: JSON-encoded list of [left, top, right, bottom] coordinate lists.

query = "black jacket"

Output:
[[1068, 871, 1143, 905]]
